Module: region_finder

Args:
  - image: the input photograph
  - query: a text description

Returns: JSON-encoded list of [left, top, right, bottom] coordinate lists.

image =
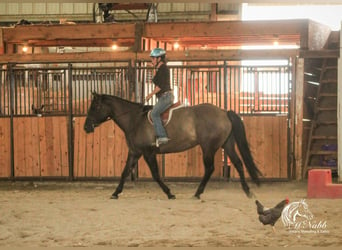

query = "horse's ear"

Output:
[[92, 91, 99, 99]]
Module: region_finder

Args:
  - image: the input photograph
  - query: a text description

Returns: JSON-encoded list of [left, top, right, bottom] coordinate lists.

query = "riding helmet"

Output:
[[150, 48, 166, 58]]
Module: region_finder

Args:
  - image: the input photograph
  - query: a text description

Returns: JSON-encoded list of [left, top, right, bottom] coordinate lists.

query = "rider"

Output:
[[145, 48, 174, 147]]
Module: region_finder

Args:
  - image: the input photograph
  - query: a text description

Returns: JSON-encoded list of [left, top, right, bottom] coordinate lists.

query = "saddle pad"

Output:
[[147, 102, 185, 126]]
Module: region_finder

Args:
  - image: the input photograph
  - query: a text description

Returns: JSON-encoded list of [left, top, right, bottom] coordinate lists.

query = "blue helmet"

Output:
[[150, 48, 166, 57]]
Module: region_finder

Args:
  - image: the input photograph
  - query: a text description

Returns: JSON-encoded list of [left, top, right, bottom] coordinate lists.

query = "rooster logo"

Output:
[[281, 199, 314, 228]]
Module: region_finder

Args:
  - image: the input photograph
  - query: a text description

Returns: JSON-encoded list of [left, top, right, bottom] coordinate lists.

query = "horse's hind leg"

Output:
[[143, 152, 175, 199], [194, 151, 215, 199], [111, 151, 141, 199], [223, 135, 252, 198]]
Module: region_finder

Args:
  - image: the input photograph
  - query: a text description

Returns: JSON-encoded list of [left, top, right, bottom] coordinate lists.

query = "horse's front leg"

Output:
[[111, 151, 141, 199], [143, 152, 175, 199], [194, 151, 215, 199]]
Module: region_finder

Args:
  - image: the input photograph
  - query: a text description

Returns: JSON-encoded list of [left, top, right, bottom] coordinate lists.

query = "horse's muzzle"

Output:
[[84, 119, 95, 133]]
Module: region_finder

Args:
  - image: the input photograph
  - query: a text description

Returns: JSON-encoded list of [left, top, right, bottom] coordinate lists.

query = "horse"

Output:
[[84, 92, 262, 199]]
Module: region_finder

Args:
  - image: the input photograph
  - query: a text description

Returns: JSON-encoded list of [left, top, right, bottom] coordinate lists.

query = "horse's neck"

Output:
[[107, 96, 142, 131]]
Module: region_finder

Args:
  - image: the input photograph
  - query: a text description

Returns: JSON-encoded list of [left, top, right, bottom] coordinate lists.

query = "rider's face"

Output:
[[151, 57, 158, 67]]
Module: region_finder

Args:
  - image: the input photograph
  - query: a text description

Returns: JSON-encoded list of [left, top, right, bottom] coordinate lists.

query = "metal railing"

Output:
[[0, 61, 291, 117]]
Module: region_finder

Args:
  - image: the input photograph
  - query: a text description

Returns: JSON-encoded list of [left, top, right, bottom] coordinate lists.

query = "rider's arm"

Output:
[[145, 86, 161, 102]]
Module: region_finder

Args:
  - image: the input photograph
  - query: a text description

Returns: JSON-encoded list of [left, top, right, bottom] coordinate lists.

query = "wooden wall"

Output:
[[229, 115, 288, 179], [0, 115, 287, 180], [13, 117, 69, 177], [0, 118, 11, 177]]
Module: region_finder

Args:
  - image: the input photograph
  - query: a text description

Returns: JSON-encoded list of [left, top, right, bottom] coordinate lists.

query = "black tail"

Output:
[[227, 111, 262, 185]]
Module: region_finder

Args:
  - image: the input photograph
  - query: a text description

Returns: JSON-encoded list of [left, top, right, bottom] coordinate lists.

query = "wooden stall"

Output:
[[0, 19, 338, 181]]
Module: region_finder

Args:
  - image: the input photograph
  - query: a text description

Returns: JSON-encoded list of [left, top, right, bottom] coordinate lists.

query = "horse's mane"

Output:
[[100, 94, 151, 114]]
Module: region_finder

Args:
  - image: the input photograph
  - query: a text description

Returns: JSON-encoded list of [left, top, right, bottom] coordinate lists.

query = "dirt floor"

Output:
[[0, 180, 341, 247]]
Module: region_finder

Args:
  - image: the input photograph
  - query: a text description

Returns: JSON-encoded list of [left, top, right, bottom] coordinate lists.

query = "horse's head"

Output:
[[84, 92, 112, 133]]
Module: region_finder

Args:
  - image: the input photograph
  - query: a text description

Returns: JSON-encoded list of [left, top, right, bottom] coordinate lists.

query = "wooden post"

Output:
[[338, 21, 342, 182], [294, 58, 304, 180], [0, 28, 4, 55]]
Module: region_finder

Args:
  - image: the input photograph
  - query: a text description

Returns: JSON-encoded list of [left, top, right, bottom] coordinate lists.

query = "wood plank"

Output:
[[271, 117, 281, 178], [119, 128, 129, 176], [338, 29, 342, 182], [13, 118, 26, 177], [73, 117, 80, 177], [0, 50, 298, 64], [38, 117, 48, 176], [30, 117, 40, 177], [106, 123, 115, 177], [2, 23, 137, 42], [279, 116, 288, 178], [300, 50, 339, 58], [59, 117, 69, 177], [0, 119, 11, 177], [99, 121, 109, 177], [295, 58, 304, 179], [44, 117, 55, 176], [52, 117, 62, 176], [76, 117, 86, 177], [22, 117, 33, 176], [85, 128, 94, 177], [263, 116, 274, 178], [144, 20, 306, 39], [92, 121, 101, 177]]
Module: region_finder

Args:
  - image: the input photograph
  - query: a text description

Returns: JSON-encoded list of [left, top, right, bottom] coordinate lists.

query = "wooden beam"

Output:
[[0, 28, 3, 55], [295, 58, 304, 180], [338, 24, 342, 182], [24, 39, 135, 47], [0, 49, 299, 64], [160, 49, 298, 61], [300, 49, 339, 58], [0, 51, 136, 64], [143, 20, 308, 38], [2, 23, 137, 43]]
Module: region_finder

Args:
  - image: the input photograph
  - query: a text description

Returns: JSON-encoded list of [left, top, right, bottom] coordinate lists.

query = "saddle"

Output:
[[147, 101, 184, 126]]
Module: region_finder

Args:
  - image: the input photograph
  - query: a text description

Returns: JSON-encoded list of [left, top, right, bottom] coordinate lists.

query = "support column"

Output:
[[294, 57, 304, 180], [338, 21, 342, 182]]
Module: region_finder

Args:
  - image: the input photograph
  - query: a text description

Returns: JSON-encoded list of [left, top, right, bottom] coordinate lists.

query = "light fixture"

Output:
[[111, 44, 118, 50], [111, 39, 118, 50], [173, 42, 180, 49], [22, 45, 28, 53]]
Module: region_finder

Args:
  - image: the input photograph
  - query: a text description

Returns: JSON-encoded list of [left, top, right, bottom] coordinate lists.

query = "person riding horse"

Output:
[[145, 48, 174, 147]]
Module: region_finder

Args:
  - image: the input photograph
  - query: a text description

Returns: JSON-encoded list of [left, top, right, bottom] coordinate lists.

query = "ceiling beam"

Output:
[[144, 20, 307, 38], [0, 49, 300, 64], [2, 23, 137, 43], [2, 20, 308, 48], [1, 1, 341, 3]]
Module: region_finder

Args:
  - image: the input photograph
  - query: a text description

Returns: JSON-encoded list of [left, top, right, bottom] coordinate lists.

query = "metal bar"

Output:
[[9, 64, 15, 179], [67, 63, 74, 180]]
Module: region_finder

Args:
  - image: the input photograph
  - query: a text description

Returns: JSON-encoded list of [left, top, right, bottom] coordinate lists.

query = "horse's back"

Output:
[[169, 103, 231, 142]]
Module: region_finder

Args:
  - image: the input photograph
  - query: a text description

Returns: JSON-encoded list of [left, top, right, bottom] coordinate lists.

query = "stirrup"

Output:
[[153, 137, 170, 147]]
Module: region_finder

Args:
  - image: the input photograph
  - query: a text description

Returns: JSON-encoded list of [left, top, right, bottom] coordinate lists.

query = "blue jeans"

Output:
[[151, 92, 174, 138]]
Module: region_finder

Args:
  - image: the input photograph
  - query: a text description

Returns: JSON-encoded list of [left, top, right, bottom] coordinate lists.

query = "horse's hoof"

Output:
[[168, 194, 176, 200], [247, 191, 255, 199], [110, 194, 119, 199], [193, 195, 201, 200]]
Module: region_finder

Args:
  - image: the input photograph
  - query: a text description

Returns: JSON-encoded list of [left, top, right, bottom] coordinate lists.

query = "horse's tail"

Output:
[[227, 111, 263, 185]]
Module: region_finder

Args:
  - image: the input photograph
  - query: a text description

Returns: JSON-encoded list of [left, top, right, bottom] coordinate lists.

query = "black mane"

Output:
[[100, 94, 153, 114]]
